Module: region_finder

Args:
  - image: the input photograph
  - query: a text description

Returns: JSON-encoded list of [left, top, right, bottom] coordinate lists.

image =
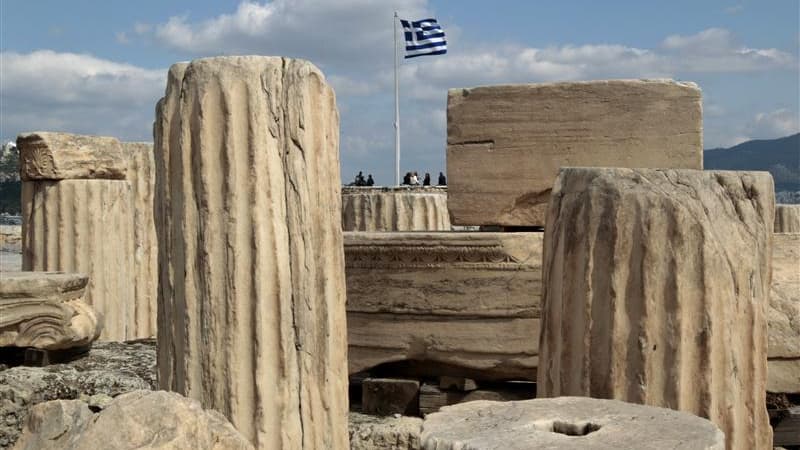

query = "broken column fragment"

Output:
[[420, 398, 725, 450], [19, 132, 136, 342], [0, 271, 101, 350], [155, 56, 348, 449], [768, 232, 800, 393], [446, 80, 703, 226], [538, 168, 773, 450], [775, 204, 800, 232], [345, 231, 542, 381], [341, 186, 450, 231]]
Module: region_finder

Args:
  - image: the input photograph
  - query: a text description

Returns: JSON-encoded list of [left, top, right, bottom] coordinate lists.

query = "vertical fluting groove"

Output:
[[21, 179, 134, 340], [341, 190, 450, 231]]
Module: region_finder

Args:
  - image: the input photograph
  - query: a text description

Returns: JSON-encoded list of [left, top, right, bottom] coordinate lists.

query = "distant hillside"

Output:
[[704, 133, 800, 192]]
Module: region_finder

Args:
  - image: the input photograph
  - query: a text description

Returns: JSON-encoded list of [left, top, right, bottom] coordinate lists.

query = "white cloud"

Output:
[[746, 109, 800, 138], [0, 50, 165, 142], [151, 0, 430, 69], [659, 28, 794, 71]]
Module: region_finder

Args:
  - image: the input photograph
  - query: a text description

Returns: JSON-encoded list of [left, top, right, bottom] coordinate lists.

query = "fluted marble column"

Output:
[[155, 56, 348, 450], [122, 142, 157, 339], [341, 187, 450, 231], [538, 168, 774, 450], [19, 132, 135, 341]]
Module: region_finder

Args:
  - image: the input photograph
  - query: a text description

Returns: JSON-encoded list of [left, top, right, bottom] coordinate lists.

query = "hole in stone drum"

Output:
[[550, 420, 601, 436]]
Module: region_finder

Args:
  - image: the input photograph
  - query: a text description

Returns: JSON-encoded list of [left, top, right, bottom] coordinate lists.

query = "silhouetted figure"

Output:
[[366, 174, 374, 186], [403, 172, 411, 185], [355, 171, 366, 186], [438, 172, 447, 186], [423, 173, 431, 186]]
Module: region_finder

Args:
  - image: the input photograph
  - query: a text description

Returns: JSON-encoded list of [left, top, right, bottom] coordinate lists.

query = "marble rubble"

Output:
[[12, 390, 253, 450]]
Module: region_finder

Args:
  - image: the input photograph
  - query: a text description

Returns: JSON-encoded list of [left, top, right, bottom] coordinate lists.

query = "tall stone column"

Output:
[[537, 168, 774, 450], [19, 132, 136, 342], [122, 142, 157, 339], [155, 56, 348, 450]]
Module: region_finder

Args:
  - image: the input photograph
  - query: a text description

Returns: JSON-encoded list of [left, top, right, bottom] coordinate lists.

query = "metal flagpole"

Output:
[[393, 11, 400, 186]]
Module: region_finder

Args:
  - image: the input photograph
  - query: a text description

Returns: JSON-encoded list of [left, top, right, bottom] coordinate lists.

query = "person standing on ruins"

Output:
[[438, 172, 447, 186], [423, 173, 431, 186]]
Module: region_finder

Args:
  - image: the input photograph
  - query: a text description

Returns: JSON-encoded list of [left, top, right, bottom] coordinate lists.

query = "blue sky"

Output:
[[1, 0, 798, 184]]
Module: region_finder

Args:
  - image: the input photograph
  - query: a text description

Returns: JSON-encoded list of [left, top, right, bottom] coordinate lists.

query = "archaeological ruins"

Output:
[[0, 54, 798, 450]]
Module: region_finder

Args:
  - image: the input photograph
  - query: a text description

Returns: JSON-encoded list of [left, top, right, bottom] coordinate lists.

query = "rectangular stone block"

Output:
[[446, 80, 703, 226], [361, 378, 420, 416], [345, 231, 542, 381], [17, 132, 127, 181]]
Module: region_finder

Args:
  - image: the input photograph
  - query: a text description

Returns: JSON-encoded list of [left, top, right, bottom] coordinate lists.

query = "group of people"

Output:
[[347, 170, 447, 187], [350, 171, 375, 186], [402, 171, 446, 186]]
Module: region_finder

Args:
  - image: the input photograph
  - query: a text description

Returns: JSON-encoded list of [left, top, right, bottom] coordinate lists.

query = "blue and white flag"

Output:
[[400, 18, 447, 58]]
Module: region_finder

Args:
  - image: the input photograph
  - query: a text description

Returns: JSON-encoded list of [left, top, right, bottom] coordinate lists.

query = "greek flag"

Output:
[[400, 18, 447, 58]]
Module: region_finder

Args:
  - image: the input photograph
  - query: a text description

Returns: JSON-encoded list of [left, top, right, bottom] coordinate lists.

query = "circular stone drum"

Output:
[[420, 397, 724, 450]]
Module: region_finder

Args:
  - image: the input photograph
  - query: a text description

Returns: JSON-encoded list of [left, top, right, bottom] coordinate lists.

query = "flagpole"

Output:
[[393, 11, 400, 186]]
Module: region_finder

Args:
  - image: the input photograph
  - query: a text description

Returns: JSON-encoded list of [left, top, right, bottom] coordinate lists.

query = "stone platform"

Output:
[[345, 231, 542, 381]]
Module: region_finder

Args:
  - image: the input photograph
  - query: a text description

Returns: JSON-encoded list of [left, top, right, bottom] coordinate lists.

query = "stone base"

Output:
[[420, 397, 725, 449]]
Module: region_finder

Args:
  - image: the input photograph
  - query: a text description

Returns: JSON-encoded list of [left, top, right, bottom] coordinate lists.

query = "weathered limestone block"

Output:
[[345, 231, 542, 381], [775, 204, 800, 232], [538, 168, 773, 450], [768, 232, 800, 393], [12, 391, 254, 450], [342, 187, 450, 231], [155, 56, 348, 449], [122, 142, 157, 339], [21, 179, 135, 342], [0, 271, 101, 350], [447, 80, 703, 226], [16, 132, 127, 181], [349, 412, 422, 450], [420, 398, 725, 450]]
